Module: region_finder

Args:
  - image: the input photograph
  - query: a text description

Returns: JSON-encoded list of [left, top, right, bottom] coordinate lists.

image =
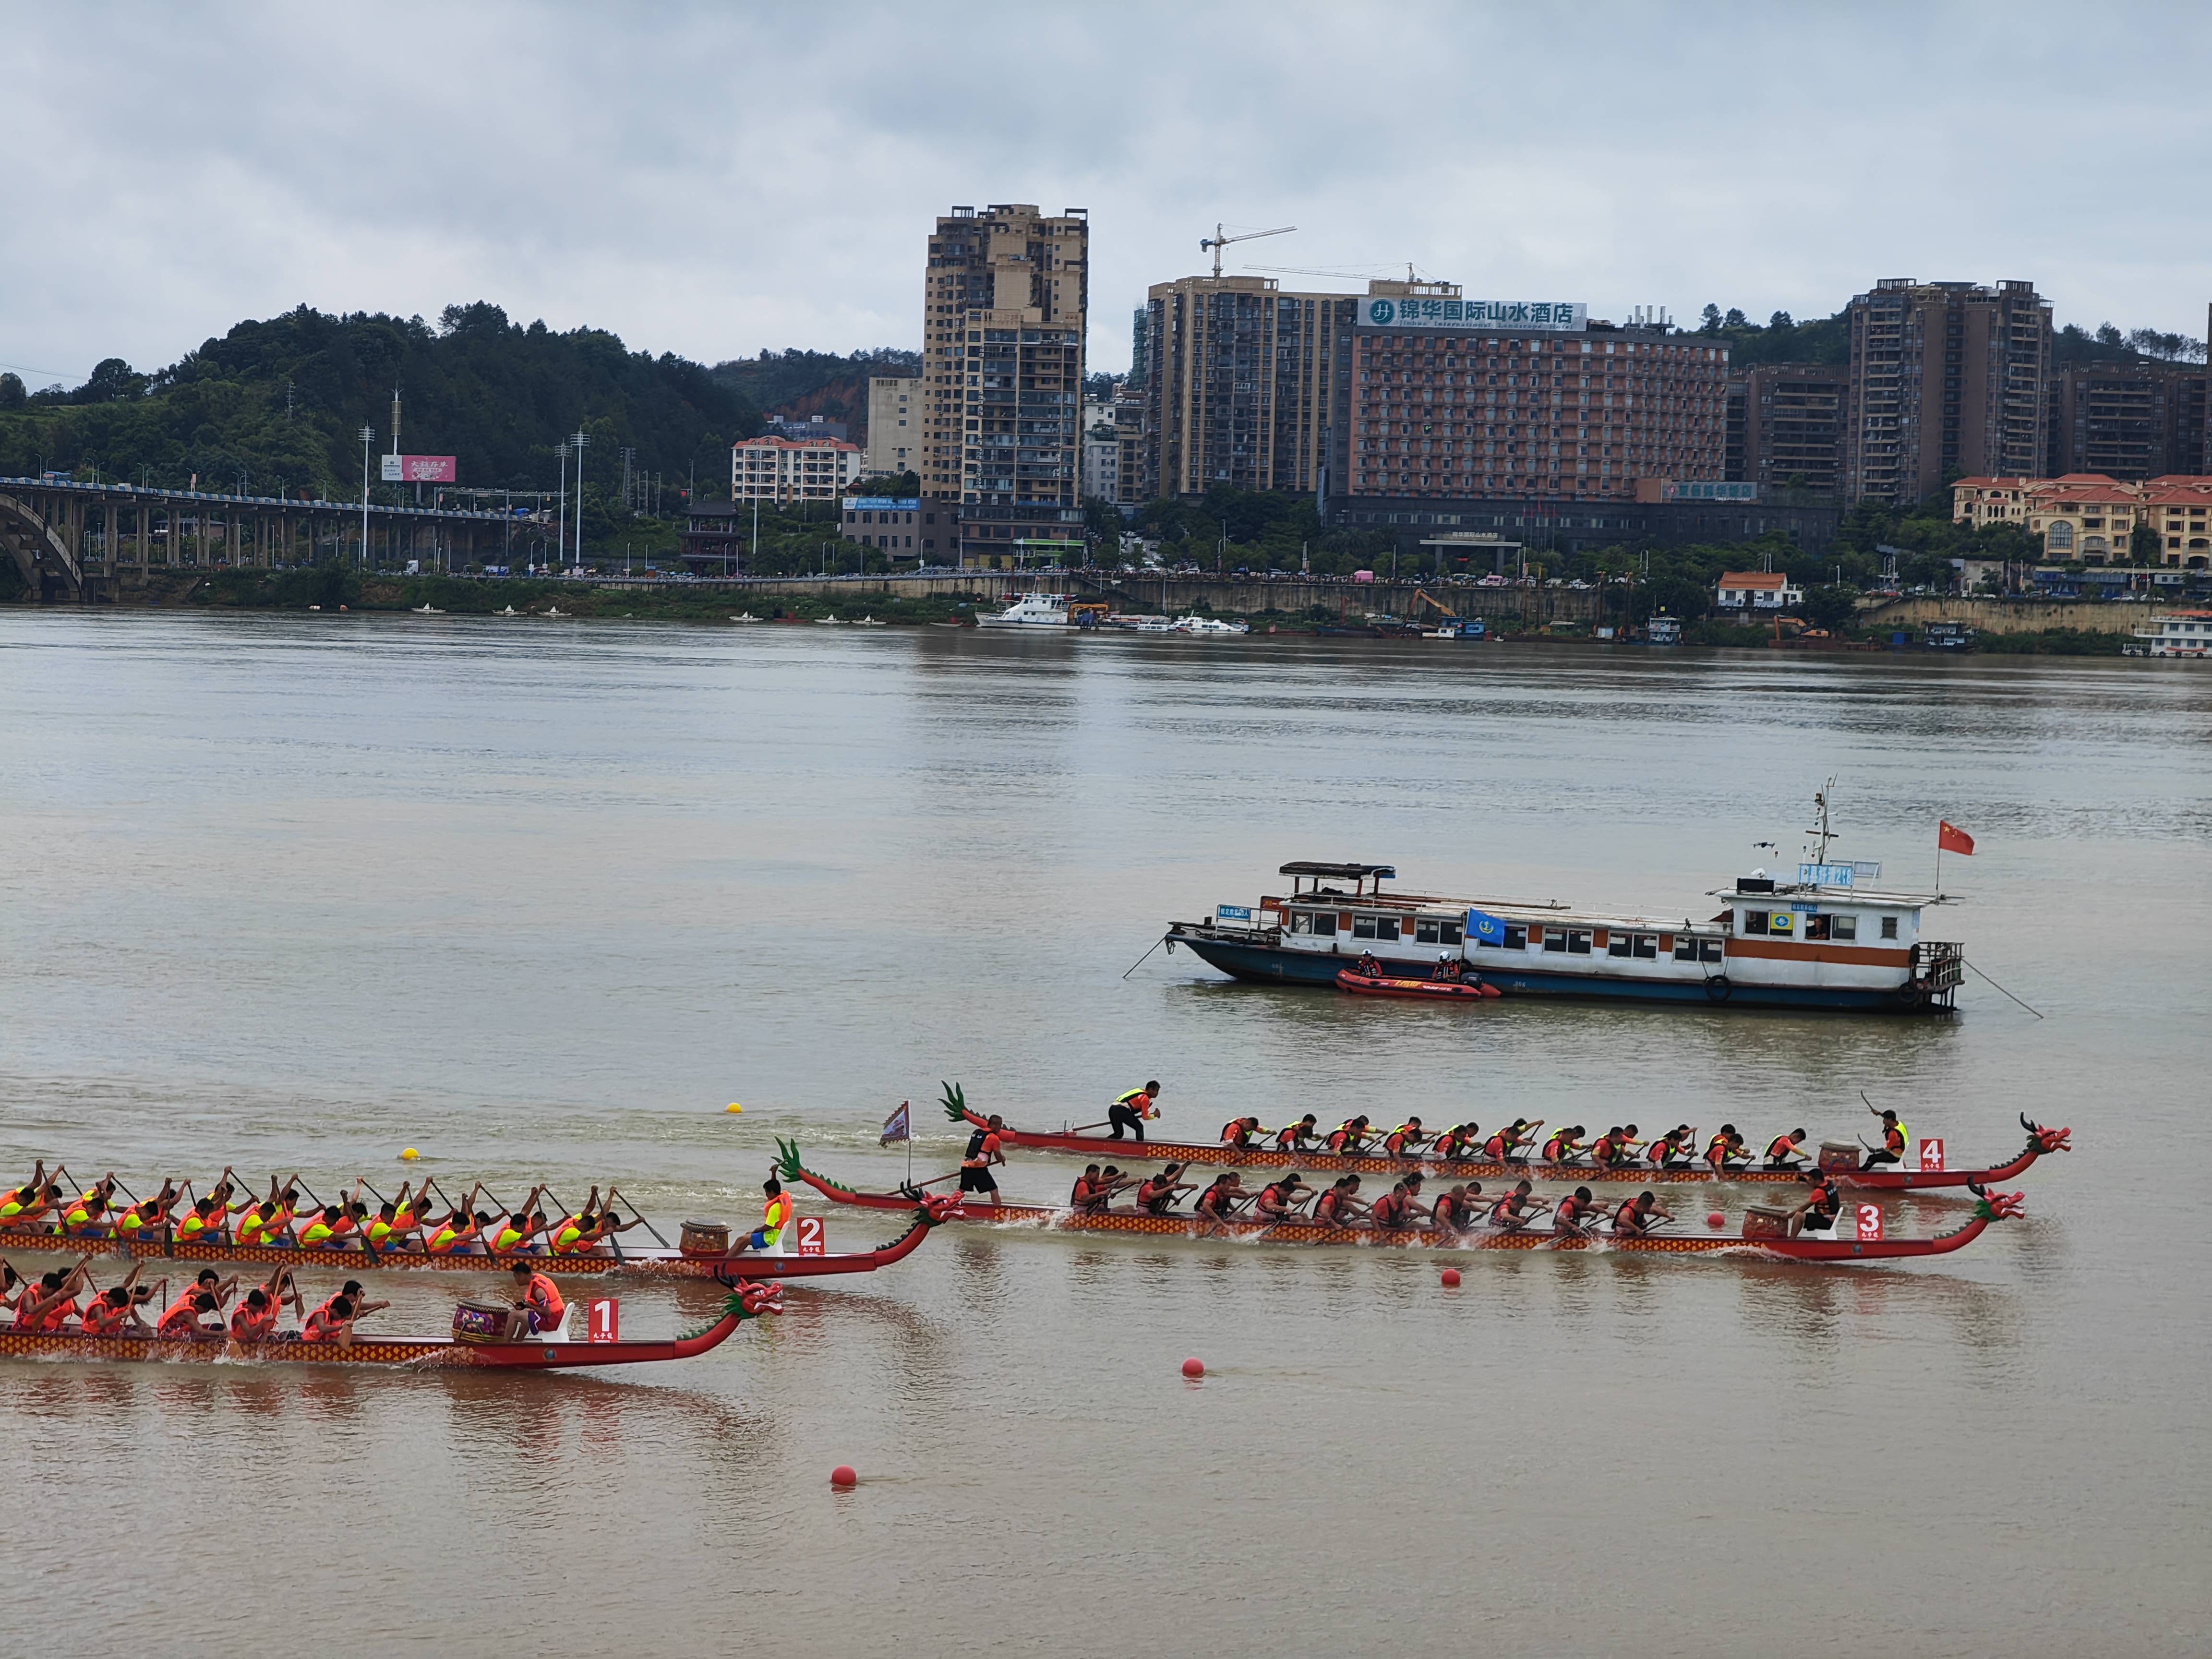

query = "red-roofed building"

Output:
[[1715, 570, 1804, 610], [1952, 473, 2212, 566], [733, 434, 862, 507]]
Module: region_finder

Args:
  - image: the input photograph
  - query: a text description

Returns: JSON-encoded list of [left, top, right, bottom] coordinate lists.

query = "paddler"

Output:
[[156, 1270, 236, 1338], [1069, 1165, 1114, 1214], [1430, 1183, 1477, 1235], [1644, 1126, 1696, 1169], [15, 1257, 96, 1332], [1705, 1126, 1749, 1172], [505, 1261, 566, 1339], [491, 1191, 550, 1254], [0, 1180, 64, 1234], [1108, 1082, 1160, 1142], [82, 1265, 157, 1336], [305, 1280, 389, 1335], [300, 1293, 366, 1346], [1193, 1173, 1250, 1226], [1219, 1117, 1264, 1150], [1252, 1173, 1309, 1223], [584, 1194, 647, 1251], [173, 1194, 230, 1248], [1482, 1119, 1542, 1166], [1382, 1118, 1429, 1159], [228, 1266, 303, 1342], [113, 1181, 181, 1244], [1610, 1190, 1675, 1238], [1541, 1125, 1588, 1166], [1325, 1115, 1374, 1155], [424, 1185, 489, 1255], [0, 1160, 47, 1225], [1551, 1186, 1600, 1239], [1311, 1175, 1370, 1229], [1274, 1115, 1320, 1153], [1763, 1129, 1811, 1170], [733, 1178, 794, 1251], [1370, 1173, 1430, 1230], [1430, 1123, 1476, 1163], [1864, 1107, 1909, 1169], [61, 1174, 120, 1238], [1789, 1171, 1844, 1237], [959, 1115, 1009, 1207], [1134, 1164, 1196, 1216], [547, 1188, 602, 1255], [1486, 1178, 1549, 1232]]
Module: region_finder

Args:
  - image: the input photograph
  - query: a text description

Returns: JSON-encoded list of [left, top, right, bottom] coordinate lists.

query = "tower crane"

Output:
[[1199, 222, 1294, 279]]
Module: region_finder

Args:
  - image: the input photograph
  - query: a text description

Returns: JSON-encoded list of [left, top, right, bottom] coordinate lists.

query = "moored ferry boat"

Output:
[[977, 593, 1073, 629], [1167, 843, 1964, 1015]]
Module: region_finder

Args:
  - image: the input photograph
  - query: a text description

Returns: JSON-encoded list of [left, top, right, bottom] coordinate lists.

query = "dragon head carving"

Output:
[[2020, 1115, 2072, 1154], [1969, 1182, 2026, 1222]]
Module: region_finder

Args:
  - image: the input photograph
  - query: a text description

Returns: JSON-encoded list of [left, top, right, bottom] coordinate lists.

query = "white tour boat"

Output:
[[1164, 793, 1965, 1014], [1173, 614, 1250, 637], [977, 593, 1074, 629]]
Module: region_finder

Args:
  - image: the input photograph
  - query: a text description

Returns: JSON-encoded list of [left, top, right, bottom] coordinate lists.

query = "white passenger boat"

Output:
[[977, 593, 1073, 629], [1165, 795, 1965, 1014], [1172, 614, 1250, 636]]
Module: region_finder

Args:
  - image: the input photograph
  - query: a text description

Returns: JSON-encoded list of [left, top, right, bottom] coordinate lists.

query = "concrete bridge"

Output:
[[0, 476, 524, 602]]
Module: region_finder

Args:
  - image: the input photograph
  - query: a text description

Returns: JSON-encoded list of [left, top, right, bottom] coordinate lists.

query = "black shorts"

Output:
[[958, 1167, 998, 1195]]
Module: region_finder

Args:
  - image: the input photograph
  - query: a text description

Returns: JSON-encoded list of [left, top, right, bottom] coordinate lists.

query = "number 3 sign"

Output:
[[1855, 1203, 1883, 1242]]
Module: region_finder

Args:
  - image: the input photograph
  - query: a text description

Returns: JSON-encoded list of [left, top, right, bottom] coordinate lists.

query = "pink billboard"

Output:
[[380, 454, 457, 483]]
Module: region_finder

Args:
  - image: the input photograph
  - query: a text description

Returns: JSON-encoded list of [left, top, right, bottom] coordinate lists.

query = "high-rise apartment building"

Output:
[[1724, 363, 1847, 495], [1841, 279, 2052, 505], [1141, 275, 1353, 501], [919, 204, 1088, 568], [862, 376, 922, 477], [2045, 361, 2209, 481]]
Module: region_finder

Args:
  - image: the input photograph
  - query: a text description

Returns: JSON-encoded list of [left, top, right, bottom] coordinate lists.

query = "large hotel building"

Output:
[[919, 204, 1088, 567]]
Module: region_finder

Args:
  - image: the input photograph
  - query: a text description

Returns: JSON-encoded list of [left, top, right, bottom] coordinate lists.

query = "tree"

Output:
[[2095, 323, 2124, 348], [0, 373, 22, 410], [1802, 584, 1860, 631], [1768, 311, 1793, 331], [1698, 304, 1722, 334], [2131, 523, 2162, 565], [1723, 308, 1748, 329]]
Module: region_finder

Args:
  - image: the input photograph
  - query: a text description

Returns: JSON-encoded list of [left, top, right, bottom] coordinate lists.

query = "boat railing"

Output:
[[1912, 939, 1965, 990]]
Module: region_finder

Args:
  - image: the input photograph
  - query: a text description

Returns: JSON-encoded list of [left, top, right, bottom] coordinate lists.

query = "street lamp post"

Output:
[[360, 426, 373, 568], [570, 429, 590, 570], [554, 445, 568, 577]]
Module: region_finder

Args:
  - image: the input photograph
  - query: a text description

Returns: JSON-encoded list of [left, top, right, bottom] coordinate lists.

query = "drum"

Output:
[[679, 1219, 730, 1258], [1740, 1205, 1793, 1239], [451, 1299, 511, 1344], [1816, 1141, 1862, 1172]]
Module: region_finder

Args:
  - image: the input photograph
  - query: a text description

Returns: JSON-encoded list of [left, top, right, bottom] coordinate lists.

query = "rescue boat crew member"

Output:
[[1764, 1129, 1810, 1169], [1274, 1115, 1319, 1152], [1551, 1187, 1600, 1239], [734, 1178, 794, 1252], [1611, 1191, 1675, 1238], [506, 1261, 566, 1338], [959, 1116, 1008, 1206], [1108, 1082, 1161, 1142], [1219, 1117, 1263, 1150], [1541, 1125, 1587, 1165], [1864, 1107, 1910, 1169]]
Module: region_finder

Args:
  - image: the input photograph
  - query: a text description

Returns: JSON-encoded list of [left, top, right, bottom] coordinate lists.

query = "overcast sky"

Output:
[[5, 1, 2207, 386]]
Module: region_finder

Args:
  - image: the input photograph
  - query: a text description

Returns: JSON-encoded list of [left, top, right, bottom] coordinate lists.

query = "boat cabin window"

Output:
[[1543, 927, 1593, 955], [1542, 926, 1567, 952], [1608, 932, 1632, 958], [1803, 915, 1830, 940], [1675, 936, 1725, 963], [1351, 914, 1399, 941], [1474, 922, 1527, 951], [1413, 917, 1464, 946], [1831, 915, 1857, 941], [1288, 910, 1337, 937], [1880, 916, 1898, 940], [1675, 935, 1698, 961], [1701, 939, 1724, 962], [1608, 931, 1661, 960], [1742, 909, 1770, 934]]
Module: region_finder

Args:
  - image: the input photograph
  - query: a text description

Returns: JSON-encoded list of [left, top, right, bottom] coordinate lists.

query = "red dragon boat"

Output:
[[940, 1088, 2069, 1191], [775, 1142, 2026, 1263], [1334, 968, 1501, 1001], [0, 1201, 958, 1278], [0, 1281, 786, 1370]]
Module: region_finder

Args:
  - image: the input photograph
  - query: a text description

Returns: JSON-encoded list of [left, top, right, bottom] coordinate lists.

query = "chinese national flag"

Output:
[[1938, 821, 1975, 856]]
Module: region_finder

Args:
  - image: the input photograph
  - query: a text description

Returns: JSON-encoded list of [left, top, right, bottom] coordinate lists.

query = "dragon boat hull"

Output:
[[779, 1154, 2012, 1262], [950, 1107, 2066, 1191], [0, 1310, 752, 1370], [0, 1210, 946, 1277], [1335, 969, 1501, 1000]]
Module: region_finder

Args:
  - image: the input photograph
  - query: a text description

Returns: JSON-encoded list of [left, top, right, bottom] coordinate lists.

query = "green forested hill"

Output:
[[709, 347, 920, 432], [0, 302, 757, 500]]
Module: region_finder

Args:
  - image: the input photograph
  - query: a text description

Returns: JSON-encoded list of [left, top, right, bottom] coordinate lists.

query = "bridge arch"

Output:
[[0, 492, 83, 601]]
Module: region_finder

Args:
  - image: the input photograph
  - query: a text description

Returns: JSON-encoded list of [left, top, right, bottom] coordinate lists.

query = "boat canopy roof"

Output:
[[1279, 861, 1396, 881]]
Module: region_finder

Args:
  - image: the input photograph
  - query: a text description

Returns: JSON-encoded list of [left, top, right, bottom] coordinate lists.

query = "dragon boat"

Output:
[[941, 1088, 2069, 1191], [775, 1142, 2026, 1262], [0, 1201, 957, 1277], [0, 1281, 784, 1370], [1334, 968, 1501, 1001]]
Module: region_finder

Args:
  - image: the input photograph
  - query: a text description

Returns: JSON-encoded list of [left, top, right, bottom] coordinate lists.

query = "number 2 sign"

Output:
[[796, 1215, 826, 1257], [1918, 1138, 1945, 1172], [587, 1298, 619, 1343], [1855, 1203, 1883, 1243]]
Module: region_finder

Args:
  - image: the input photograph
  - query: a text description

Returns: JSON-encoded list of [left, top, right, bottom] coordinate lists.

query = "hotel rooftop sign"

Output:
[[1358, 297, 1586, 331]]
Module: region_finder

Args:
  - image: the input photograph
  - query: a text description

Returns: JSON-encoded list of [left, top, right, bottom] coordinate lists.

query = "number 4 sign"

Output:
[[796, 1215, 826, 1257], [587, 1298, 619, 1343], [1918, 1138, 1945, 1172], [1855, 1203, 1883, 1242]]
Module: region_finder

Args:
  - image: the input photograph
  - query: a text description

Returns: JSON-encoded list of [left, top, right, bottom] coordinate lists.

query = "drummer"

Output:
[[504, 1261, 566, 1339]]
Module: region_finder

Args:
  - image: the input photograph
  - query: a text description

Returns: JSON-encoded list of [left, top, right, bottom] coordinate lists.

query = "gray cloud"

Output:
[[4, 0, 2207, 383]]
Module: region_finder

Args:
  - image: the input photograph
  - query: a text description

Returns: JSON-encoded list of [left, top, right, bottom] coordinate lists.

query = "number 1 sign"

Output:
[[587, 1298, 619, 1343]]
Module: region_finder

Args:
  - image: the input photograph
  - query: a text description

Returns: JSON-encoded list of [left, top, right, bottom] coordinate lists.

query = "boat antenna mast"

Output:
[[1803, 777, 1838, 868]]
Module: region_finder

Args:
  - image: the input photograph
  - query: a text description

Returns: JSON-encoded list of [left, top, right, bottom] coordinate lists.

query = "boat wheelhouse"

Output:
[[1169, 855, 1963, 1014]]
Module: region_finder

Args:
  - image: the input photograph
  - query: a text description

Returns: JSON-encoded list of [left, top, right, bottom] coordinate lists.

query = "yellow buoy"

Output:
[[400, 1147, 420, 1161], [724, 1103, 743, 1114]]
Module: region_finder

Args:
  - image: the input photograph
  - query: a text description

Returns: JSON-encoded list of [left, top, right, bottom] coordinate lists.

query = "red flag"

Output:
[[1938, 821, 1975, 856]]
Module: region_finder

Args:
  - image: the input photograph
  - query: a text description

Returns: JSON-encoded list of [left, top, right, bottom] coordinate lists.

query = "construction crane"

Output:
[[1247, 264, 1399, 283], [1200, 222, 1294, 279]]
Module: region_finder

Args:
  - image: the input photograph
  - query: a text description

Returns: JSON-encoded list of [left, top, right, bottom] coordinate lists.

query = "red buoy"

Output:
[[1181, 1357, 1204, 1379], [1440, 1267, 1462, 1287], [1706, 1211, 1725, 1229], [830, 1465, 857, 1488]]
